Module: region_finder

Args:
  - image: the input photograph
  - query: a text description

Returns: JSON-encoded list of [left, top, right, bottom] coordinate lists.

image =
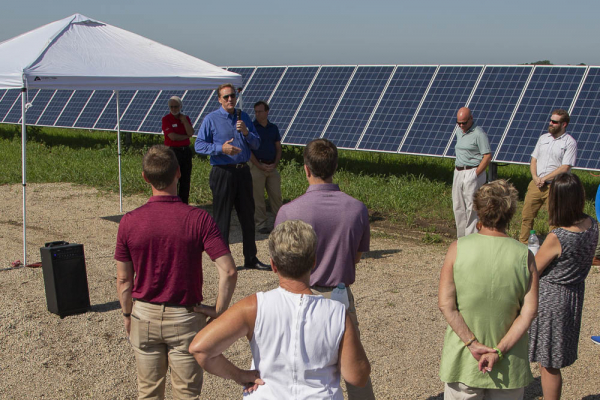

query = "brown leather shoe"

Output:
[[592, 257, 600, 266]]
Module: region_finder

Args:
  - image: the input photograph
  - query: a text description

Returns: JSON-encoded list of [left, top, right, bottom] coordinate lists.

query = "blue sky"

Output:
[[1, 0, 598, 67]]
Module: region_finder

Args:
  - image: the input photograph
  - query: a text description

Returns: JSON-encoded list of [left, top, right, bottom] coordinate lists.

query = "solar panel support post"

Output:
[[21, 87, 27, 266], [487, 162, 497, 182], [115, 90, 123, 213]]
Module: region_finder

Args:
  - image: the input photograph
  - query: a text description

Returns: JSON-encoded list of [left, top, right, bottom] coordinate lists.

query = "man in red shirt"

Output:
[[115, 145, 237, 398], [162, 96, 194, 204]]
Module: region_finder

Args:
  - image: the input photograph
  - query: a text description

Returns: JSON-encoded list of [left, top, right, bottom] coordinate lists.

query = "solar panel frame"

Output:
[[51, 90, 93, 128], [37, 90, 75, 127], [119, 90, 161, 132], [494, 65, 587, 164], [355, 65, 438, 153], [238, 66, 286, 121], [94, 90, 136, 131], [74, 90, 113, 129], [322, 65, 395, 150], [283, 65, 356, 146], [270, 65, 320, 140], [2, 64, 600, 172], [399, 65, 485, 157], [24, 89, 56, 125], [562, 66, 600, 171], [0, 90, 22, 123], [445, 65, 534, 159]]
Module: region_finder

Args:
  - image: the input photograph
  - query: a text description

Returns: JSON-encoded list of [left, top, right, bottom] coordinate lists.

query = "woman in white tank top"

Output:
[[189, 220, 371, 399]]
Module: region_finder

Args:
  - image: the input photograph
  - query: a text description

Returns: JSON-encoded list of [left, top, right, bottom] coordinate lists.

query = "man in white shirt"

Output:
[[519, 109, 577, 243]]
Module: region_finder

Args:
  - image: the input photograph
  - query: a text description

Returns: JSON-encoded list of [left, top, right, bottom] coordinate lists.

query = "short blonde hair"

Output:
[[269, 220, 317, 278], [473, 180, 518, 230]]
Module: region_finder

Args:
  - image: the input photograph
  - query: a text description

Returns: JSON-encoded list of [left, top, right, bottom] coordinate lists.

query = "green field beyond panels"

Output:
[[0, 125, 598, 242]]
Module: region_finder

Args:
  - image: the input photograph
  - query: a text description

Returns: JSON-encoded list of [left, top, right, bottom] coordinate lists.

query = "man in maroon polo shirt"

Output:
[[162, 96, 194, 204], [274, 138, 374, 400], [115, 145, 237, 399]]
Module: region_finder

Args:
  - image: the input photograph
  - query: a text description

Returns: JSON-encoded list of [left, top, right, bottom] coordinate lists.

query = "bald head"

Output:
[[456, 107, 473, 133]]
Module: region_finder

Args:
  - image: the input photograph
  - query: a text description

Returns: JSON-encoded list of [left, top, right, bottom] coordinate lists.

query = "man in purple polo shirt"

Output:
[[274, 138, 374, 400], [115, 145, 237, 399]]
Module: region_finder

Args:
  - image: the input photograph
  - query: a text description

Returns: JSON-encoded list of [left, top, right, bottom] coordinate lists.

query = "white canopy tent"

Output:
[[0, 13, 242, 264]]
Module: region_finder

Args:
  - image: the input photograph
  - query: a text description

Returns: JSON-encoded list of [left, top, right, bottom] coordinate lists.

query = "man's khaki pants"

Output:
[[445, 382, 524, 400], [130, 301, 207, 399], [519, 180, 551, 244], [250, 163, 282, 229], [452, 168, 486, 238], [312, 285, 375, 400]]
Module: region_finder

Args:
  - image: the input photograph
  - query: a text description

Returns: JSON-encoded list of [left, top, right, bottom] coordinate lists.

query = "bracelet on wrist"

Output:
[[123, 312, 131, 317], [464, 336, 476, 347], [493, 347, 504, 360]]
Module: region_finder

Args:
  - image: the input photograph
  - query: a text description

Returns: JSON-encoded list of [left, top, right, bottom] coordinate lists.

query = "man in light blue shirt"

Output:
[[453, 107, 491, 238], [195, 83, 269, 271]]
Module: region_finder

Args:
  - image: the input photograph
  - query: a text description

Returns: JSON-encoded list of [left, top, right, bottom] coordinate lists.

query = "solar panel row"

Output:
[[1, 65, 599, 170]]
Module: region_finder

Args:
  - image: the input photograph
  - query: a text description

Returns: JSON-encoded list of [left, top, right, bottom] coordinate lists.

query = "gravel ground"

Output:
[[1, 183, 599, 399]]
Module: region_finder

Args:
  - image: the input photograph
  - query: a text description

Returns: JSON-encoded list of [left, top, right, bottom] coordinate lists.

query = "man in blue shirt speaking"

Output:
[[195, 83, 270, 271]]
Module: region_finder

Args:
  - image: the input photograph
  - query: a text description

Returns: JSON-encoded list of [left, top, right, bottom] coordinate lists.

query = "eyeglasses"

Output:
[[456, 120, 470, 126], [550, 119, 562, 125], [221, 93, 236, 100]]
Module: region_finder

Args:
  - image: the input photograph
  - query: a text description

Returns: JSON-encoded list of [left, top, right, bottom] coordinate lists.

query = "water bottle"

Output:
[[528, 230, 540, 255], [330, 283, 350, 309]]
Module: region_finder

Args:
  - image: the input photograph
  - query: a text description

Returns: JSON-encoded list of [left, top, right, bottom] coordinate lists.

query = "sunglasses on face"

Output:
[[550, 119, 562, 125], [222, 93, 236, 100], [456, 120, 470, 126]]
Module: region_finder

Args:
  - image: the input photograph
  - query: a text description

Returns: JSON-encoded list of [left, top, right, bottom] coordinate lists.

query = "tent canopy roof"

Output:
[[0, 13, 241, 90]]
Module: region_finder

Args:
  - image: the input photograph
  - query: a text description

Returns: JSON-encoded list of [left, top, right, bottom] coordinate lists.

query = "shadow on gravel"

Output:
[[582, 395, 600, 400], [426, 377, 544, 399], [363, 249, 402, 259], [90, 300, 121, 313], [100, 215, 124, 223]]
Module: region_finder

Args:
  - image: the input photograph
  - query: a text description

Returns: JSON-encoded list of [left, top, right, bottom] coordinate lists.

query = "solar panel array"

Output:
[[2, 65, 600, 171]]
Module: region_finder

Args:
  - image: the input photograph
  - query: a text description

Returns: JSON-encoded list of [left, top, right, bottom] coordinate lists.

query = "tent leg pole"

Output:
[[116, 90, 123, 213], [21, 88, 27, 266]]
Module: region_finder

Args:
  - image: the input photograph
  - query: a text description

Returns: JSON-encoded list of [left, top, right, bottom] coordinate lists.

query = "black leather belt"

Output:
[[170, 146, 189, 152], [215, 162, 248, 170], [455, 165, 477, 171]]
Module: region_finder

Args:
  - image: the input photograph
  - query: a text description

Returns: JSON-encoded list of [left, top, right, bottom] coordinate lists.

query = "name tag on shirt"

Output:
[[172, 124, 178, 128]]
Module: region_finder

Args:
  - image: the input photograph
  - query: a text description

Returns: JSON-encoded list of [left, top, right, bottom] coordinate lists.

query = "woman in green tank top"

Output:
[[438, 180, 539, 399]]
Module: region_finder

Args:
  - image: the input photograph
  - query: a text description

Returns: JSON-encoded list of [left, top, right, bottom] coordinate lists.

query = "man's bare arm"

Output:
[[476, 153, 492, 177], [539, 164, 571, 184], [214, 254, 238, 316], [116, 261, 134, 335]]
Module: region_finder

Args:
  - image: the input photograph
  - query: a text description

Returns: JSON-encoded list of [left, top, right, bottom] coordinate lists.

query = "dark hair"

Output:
[[217, 83, 236, 98], [268, 220, 317, 278], [552, 109, 570, 126], [142, 145, 179, 190], [254, 100, 270, 111], [548, 173, 585, 227], [473, 179, 518, 231], [303, 139, 338, 180]]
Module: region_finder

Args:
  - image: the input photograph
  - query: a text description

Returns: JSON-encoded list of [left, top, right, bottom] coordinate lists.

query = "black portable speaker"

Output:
[[40, 241, 90, 318]]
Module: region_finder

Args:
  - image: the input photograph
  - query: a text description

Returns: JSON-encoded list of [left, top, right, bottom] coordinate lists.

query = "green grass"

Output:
[[1, 124, 598, 242]]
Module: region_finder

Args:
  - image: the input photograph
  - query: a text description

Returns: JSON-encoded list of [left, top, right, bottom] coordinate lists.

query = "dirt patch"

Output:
[[0, 183, 599, 399]]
